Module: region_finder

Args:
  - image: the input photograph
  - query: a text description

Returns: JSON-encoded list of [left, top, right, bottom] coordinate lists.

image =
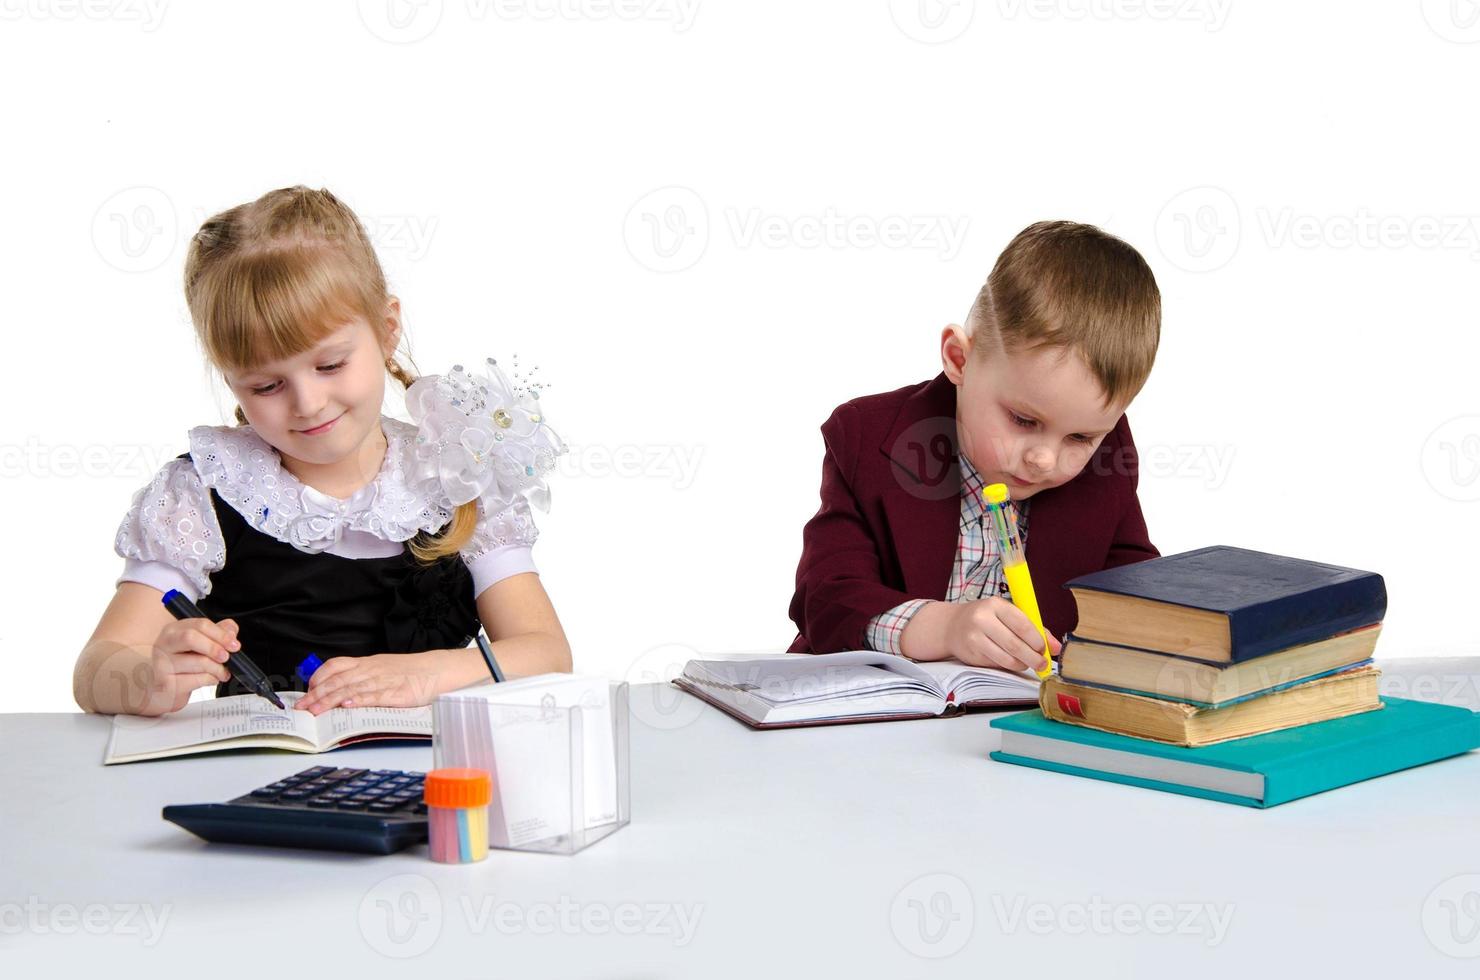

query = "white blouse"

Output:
[[114, 416, 538, 603]]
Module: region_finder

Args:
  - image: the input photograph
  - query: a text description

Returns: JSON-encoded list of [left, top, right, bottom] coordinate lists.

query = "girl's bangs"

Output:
[[200, 245, 370, 372]]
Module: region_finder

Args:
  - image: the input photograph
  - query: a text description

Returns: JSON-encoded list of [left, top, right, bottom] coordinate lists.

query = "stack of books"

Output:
[[990, 546, 1480, 807]]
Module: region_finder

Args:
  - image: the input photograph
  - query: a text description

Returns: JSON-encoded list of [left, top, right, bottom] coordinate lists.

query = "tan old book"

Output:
[[1038, 666, 1383, 747]]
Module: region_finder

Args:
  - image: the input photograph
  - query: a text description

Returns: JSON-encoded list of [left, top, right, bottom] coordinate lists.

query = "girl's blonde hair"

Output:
[[183, 185, 476, 564]]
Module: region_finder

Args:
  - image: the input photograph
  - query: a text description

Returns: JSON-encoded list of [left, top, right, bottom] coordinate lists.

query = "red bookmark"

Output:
[[1056, 692, 1085, 718]]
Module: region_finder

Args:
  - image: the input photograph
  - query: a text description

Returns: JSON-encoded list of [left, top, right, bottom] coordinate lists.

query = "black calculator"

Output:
[[163, 766, 429, 854]]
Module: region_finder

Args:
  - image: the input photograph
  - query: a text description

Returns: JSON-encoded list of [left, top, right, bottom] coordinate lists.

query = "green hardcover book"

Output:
[[989, 696, 1479, 808]]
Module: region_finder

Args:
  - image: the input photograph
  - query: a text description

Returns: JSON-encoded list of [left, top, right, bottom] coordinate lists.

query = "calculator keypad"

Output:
[[243, 766, 428, 816]]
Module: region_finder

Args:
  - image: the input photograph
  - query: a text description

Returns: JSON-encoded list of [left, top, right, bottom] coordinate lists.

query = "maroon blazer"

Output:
[[787, 373, 1159, 653]]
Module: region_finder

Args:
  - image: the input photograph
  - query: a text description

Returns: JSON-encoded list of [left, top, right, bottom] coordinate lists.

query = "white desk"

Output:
[[3, 659, 1478, 978]]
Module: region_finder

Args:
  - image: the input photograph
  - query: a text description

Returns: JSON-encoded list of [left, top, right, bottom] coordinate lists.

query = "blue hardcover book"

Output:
[[1065, 545, 1387, 663], [989, 697, 1479, 808]]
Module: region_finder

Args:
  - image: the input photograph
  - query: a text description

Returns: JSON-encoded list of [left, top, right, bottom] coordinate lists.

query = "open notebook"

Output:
[[103, 690, 432, 765], [673, 651, 1040, 728]]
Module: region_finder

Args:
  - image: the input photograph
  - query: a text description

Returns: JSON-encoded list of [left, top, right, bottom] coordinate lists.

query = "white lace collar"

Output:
[[187, 416, 453, 554]]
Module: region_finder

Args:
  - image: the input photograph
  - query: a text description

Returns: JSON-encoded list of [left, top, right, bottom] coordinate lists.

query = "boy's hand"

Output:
[[295, 652, 445, 715], [944, 597, 1059, 673]]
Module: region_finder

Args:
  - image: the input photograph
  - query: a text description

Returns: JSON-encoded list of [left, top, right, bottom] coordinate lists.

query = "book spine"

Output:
[[1059, 661, 1375, 709], [1258, 701, 1480, 805], [1227, 574, 1387, 662]]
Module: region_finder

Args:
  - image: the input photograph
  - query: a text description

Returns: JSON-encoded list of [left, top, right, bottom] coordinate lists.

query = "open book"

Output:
[[103, 690, 432, 765], [673, 651, 1040, 728]]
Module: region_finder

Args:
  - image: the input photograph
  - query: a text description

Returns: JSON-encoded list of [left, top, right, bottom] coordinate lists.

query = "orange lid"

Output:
[[424, 768, 492, 808]]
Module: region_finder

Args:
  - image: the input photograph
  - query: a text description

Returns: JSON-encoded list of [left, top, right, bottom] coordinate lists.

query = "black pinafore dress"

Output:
[[175, 452, 482, 699]]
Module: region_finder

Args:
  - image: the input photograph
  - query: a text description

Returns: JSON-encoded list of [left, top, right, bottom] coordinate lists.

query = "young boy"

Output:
[[788, 221, 1161, 673]]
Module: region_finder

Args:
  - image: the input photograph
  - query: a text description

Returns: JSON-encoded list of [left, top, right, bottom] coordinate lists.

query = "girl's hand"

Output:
[[295, 652, 446, 715], [140, 617, 239, 716]]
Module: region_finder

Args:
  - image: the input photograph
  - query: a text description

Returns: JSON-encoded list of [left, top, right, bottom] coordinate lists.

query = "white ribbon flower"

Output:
[[404, 357, 565, 515]]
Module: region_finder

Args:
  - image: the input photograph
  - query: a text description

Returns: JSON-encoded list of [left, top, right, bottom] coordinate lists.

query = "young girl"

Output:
[[73, 186, 570, 718]]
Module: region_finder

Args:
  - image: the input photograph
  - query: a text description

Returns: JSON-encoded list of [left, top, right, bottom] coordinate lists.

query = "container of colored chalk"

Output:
[[424, 768, 491, 864]]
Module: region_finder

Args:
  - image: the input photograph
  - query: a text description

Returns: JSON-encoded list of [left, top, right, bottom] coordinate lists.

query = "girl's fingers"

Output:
[[175, 671, 226, 692], [167, 650, 230, 683], [181, 626, 233, 664], [301, 675, 366, 713]]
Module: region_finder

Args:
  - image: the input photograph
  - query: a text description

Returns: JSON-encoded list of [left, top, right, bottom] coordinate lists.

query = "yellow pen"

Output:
[[982, 483, 1053, 679]]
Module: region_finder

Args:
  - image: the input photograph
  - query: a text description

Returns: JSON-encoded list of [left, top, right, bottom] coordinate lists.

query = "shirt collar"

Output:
[[958, 454, 1029, 525], [959, 454, 989, 518]]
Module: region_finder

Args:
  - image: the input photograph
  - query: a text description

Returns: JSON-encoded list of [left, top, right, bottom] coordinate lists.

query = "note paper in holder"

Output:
[[432, 675, 630, 855]]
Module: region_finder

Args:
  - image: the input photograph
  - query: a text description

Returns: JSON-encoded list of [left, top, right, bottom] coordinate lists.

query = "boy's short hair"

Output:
[[967, 220, 1161, 408]]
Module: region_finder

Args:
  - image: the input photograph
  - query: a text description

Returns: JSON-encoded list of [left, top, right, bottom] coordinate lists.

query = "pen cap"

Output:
[[983, 483, 1009, 505], [295, 654, 324, 685], [424, 768, 492, 809]]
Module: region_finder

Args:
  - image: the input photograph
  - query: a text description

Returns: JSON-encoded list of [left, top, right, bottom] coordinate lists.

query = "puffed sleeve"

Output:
[[459, 494, 540, 599], [114, 457, 226, 601]]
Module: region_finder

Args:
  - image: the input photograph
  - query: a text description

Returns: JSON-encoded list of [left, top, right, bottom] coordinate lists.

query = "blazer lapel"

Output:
[[878, 374, 963, 598]]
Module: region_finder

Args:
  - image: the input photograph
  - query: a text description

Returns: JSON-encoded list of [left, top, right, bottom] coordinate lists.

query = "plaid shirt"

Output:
[[864, 454, 1030, 655]]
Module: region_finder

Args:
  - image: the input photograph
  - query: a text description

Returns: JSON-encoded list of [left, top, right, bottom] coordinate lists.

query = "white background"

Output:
[[3, 1, 1478, 713]]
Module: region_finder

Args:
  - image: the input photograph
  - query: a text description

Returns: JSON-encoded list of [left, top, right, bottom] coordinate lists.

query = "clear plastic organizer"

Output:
[[432, 676, 630, 855]]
